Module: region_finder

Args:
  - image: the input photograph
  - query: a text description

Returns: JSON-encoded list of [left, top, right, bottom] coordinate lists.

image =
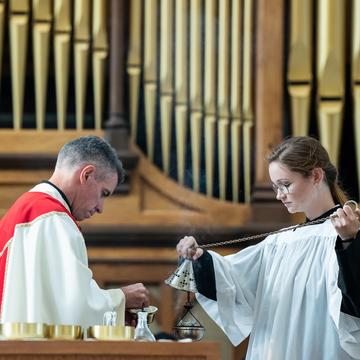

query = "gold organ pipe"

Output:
[[218, 119, 229, 200], [74, 0, 90, 41], [127, 0, 142, 140], [160, 0, 173, 94], [160, 96, 173, 175], [230, 0, 242, 118], [9, 0, 29, 130], [287, 0, 312, 136], [352, 0, 360, 196], [93, 50, 107, 130], [54, 0, 71, 32], [318, 101, 343, 164], [175, 0, 188, 185], [144, 0, 157, 82], [204, 0, 217, 196], [231, 120, 241, 202], [144, 83, 157, 161], [204, 0, 216, 115], [32, 0, 51, 20], [175, 0, 188, 103], [288, 85, 311, 136], [92, 0, 108, 130], [54, 0, 71, 130], [287, 0, 312, 81], [128, 0, 142, 67], [242, 0, 254, 203], [205, 116, 216, 197], [10, 0, 29, 12], [230, 0, 242, 202], [175, 106, 188, 185], [190, 0, 202, 192], [317, 0, 344, 98], [190, 0, 202, 110], [160, 0, 174, 175], [92, 0, 107, 50], [74, 0, 90, 130], [33, 0, 52, 130], [128, 67, 141, 140], [144, 0, 158, 161], [217, 0, 230, 118], [191, 112, 202, 193], [353, 0, 360, 79], [317, 0, 344, 166], [353, 87, 360, 196], [217, 0, 230, 199]]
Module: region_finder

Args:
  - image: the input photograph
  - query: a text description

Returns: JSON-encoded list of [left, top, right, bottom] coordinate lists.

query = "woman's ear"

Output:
[[312, 167, 324, 184]]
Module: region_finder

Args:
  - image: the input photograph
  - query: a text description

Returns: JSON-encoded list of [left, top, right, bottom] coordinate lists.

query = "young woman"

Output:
[[176, 136, 360, 360]]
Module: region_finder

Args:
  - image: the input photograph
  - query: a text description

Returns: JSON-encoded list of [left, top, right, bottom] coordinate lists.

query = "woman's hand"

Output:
[[330, 204, 360, 240], [176, 236, 204, 260]]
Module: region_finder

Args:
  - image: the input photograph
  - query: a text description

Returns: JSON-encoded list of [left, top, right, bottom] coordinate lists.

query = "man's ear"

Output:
[[79, 165, 96, 184], [312, 167, 324, 184]]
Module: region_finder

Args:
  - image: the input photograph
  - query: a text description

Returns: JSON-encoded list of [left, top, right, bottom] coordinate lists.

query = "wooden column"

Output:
[[250, 0, 292, 227], [104, 0, 138, 192], [253, 0, 284, 200], [104, 0, 130, 151]]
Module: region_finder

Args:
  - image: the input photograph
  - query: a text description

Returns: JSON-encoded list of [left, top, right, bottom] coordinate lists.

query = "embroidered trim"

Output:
[[14, 211, 72, 229], [0, 238, 12, 259], [1, 212, 75, 258], [0, 238, 12, 320]]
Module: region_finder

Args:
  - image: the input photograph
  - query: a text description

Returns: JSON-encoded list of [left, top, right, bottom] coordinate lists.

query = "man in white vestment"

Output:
[[177, 136, 360, 360], [0, 135, 149, 328]]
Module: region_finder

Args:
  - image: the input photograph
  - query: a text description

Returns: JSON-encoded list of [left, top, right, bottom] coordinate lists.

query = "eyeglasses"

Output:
[[272, 182, 291, 194]]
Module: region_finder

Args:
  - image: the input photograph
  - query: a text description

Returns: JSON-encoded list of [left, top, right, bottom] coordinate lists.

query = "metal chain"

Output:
[[199, 216, 331, 249], [199, 200, 360, 249]]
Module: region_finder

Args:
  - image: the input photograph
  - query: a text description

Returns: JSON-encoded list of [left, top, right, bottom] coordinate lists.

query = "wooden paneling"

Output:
[[0, 341, 221, 360], [0, 130, 103, 154]]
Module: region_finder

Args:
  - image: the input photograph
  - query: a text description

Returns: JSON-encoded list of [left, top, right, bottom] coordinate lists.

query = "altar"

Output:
[[0, 340, 220, 360]]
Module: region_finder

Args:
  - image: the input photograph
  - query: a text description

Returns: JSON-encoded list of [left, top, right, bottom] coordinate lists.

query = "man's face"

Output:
[[71, 166, 118, 221]]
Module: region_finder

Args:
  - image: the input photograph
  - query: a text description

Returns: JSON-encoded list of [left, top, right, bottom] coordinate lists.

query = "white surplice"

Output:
[[0, 183, 125, 328], [196, 220, 360, 360]]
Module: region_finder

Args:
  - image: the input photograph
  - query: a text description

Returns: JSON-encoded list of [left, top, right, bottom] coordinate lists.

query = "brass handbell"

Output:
[[165, 258, 198, 293]]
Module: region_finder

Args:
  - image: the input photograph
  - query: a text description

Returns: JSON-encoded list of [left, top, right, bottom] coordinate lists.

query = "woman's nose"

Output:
[[276, 189, 285, 200]]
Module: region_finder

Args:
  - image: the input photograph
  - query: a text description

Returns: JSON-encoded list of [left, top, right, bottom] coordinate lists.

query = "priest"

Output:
[[0, 135, 149, 327]]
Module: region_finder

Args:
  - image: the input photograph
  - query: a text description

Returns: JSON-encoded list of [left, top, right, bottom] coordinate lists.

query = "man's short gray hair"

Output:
[[56, 135, 125, 184]]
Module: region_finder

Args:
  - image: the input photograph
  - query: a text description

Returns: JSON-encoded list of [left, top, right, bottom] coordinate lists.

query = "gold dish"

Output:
[[129, 306, 158, 324], [87, 325, 134, 341], [47, 324, 83, 340], [0, 322, 47, 340]]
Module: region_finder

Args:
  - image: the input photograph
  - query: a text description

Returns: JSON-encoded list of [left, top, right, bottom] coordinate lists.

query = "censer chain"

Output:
[[199, 216, 331, 249]]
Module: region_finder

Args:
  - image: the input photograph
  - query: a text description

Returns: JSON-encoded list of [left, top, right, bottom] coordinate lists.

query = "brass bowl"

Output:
[[87, 325, 134, 341], [173, 325, 205, 342], [47, 325, 83, 340], [0, 322, 48, 340], [128, 306, 158, 324]]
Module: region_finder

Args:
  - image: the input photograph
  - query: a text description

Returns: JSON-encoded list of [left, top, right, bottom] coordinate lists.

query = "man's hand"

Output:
[[121, 283, 150, 309]]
